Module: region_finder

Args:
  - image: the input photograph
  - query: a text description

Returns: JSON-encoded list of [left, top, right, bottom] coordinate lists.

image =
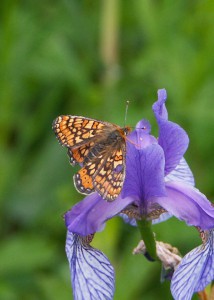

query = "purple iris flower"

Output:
[[65, 89, 214, 300]]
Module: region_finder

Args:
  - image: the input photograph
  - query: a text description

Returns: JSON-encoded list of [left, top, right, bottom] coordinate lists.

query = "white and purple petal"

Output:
[[119, 213, 137, 226], [171, 230, 214, 300], [165, 157, 195, 187], [66, 231, 115, 300], [152, 89, 189, 176], [152, 211, 172, 225]]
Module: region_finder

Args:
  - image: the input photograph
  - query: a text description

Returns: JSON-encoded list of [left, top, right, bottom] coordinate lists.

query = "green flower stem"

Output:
[[137, 219, 157, 261]]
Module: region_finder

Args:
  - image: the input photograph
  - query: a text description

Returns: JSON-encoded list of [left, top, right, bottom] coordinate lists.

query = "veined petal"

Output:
[[152, 89, 189, 176], [171, 230, 214, 300], [156, 181, 214, 229], [65, 193, 133, 236], [165, 157, 195, 187], [66, 231, 115, 300]]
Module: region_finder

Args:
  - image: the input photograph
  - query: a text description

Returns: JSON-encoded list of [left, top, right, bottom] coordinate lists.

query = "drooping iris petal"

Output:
[[156, 181, 214, 229], [152, 89, 189, 176], [171, 230, 214, 300], [165, 157, 195, 187], [66, 231, 115, 300], [65, 192, 133, 236]]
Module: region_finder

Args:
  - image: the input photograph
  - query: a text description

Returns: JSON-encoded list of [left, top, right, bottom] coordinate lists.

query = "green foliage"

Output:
[[0, 0, 213, 299]]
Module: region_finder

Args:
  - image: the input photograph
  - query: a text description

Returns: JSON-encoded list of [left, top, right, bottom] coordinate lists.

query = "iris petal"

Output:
[[66, 231, 115, 300], [152, 212, 172, 225], [153, 89, 189, 176], [156, 182, 214, 229], [171, 230, 214, 300], [65, 193, 133, 236], [123, 141, 166, 203], [152, 89, 168, 120]]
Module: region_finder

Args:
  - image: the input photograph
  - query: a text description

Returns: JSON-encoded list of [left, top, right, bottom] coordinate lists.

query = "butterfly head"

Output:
[[124, 126, 132, 136]]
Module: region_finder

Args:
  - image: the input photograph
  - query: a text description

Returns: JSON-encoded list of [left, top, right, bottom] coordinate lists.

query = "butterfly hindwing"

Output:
[[93, 146, 125, 201], [73, 167, 95, 195], [74, 143, 125, 201]]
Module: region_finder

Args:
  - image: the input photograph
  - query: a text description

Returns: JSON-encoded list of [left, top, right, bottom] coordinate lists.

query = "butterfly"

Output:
[[52, 115, 131, 201]]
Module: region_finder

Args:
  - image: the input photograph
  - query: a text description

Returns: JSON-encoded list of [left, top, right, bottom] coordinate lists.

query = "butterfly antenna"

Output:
[[124, 100, 130, 127]]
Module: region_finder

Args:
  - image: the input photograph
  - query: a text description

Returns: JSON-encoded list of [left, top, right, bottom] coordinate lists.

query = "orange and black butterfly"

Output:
[[52, 116, 131, 201]]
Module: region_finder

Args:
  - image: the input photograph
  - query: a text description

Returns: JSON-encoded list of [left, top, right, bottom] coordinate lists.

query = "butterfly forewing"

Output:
[[53, 115, 131, 201], [53, 116, 110, 148]]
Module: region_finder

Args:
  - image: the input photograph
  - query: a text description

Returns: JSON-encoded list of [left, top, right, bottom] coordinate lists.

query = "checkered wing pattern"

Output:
[[53, 116, 108, 165], [74, 144, 126, 201], [67, 142, 95, 166], [52, 115, 130, 201]]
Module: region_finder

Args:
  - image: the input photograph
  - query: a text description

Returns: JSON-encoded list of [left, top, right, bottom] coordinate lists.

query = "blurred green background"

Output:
[[1, 1, 214, 299]]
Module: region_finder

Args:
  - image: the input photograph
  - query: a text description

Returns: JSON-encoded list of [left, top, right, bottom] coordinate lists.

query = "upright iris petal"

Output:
[[153, 89, 189, 175], [122, 134, 166, 207]]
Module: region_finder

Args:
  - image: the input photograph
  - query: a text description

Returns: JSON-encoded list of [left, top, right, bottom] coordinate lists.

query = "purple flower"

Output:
[[64, 89, 214, 299], [65, 89, 214, 235]]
